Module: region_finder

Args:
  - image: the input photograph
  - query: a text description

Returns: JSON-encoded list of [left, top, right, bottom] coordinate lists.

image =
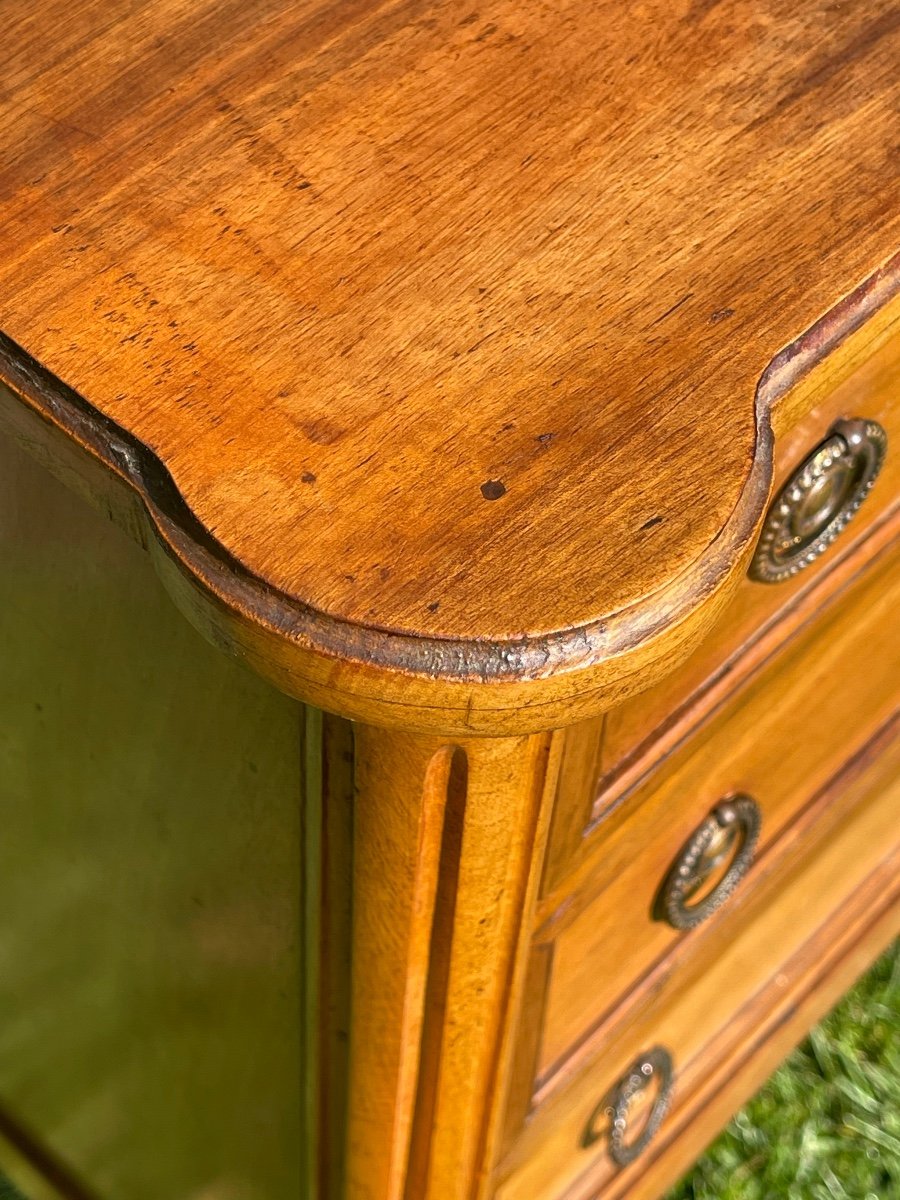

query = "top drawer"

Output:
[[543, 323, 900, 894]]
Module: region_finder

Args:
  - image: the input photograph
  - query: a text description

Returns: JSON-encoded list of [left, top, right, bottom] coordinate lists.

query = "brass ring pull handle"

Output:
[[583, 1046, 674, 1167], [750, 418, 887, 583], [657, 795, 761, 931]]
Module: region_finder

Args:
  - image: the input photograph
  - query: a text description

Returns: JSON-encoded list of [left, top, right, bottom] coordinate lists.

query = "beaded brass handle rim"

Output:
[[657, 795, 761, 931], [749, 418, 887, 584], [583, 1046, 674, 1167]]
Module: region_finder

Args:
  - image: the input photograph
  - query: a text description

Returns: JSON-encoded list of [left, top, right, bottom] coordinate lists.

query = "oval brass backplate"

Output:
[[750, 417, 887, 583], [583, 1046, 675, 1168], [656, 795, 761, 930]]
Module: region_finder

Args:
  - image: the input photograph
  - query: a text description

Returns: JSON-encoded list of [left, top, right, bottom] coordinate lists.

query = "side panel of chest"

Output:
[[0, 429, 308, 1199]]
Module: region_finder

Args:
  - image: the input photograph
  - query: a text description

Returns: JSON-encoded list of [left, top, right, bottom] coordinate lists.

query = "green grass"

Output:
[[667, 940, 900, 1200]]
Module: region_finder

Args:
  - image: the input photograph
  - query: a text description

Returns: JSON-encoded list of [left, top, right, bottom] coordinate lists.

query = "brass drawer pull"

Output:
[[583, 1046, 674, 1167], [750, 417, 887, 583], [657, 795, 761, 930]]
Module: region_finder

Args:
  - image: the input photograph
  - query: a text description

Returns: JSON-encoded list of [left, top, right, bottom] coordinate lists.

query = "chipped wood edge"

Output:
[[0, 253, 897, 734]]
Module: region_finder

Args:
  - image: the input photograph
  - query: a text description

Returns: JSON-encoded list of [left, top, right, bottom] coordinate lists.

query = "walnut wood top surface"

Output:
[[1, 0, 898, 686]]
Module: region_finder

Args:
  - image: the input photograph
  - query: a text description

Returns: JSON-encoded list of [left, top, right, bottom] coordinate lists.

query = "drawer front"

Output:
[[544, 324, 900, 893], [499, 538, 900, 1158], [536, 536, 900, 1080], [495, 717, 900, 1200]]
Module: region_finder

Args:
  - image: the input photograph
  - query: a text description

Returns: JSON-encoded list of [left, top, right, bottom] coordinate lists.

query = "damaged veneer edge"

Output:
[[0, 262, 897, 736]]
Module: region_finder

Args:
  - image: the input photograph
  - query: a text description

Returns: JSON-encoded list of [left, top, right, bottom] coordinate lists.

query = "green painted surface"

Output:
[[0, 433, 306, 1197]]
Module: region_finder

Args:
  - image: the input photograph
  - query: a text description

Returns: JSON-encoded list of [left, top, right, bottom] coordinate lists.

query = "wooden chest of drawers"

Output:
[[0, 2, 898, 1198]]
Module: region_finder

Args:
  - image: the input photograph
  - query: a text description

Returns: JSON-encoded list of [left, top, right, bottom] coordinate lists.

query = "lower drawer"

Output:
[[493, 717, 900, 1200], [533, 538, 900, 1082]]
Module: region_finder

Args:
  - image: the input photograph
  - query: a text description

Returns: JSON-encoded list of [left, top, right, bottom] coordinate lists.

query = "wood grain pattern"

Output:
[[1, 1, 899, 731], [2, 9, 900, 1199], [346, 732, 454, 1200], [494, 715, 900, 1200], [535, 534, 900, 1083], [540, 516, 900, 902], [602, 887, 900, 1200], [578, 718, 900, 1200], [542, 323, 900, 886], [346, 725, 562, 1200]]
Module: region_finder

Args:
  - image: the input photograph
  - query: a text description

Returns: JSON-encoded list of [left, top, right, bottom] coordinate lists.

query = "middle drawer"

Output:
[[529, 532, 900, 1089]]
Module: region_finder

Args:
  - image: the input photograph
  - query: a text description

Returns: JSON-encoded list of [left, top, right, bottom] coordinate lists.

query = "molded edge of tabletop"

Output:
[[1, 257, 898, 736]]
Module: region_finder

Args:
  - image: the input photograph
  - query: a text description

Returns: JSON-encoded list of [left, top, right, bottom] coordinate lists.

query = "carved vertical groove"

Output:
[[404, 748, 468, 1196], [423, 732, 560, 1200], [346, 731, 457, 1200], [345, 726, 563, 1200]]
